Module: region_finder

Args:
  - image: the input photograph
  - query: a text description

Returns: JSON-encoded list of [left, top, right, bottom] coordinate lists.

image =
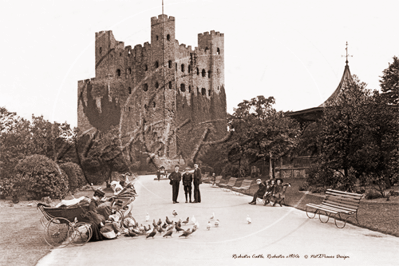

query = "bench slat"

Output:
[[307, 203, 354, 214], [326, 189, 363, 199], [322, 202, 358, 211], [323, 199, 360, 209]]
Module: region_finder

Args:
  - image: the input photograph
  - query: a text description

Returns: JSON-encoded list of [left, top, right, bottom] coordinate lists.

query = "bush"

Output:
[[298, 181, 310, 191], [14, 154, 69, 199], [60, 162, 86, 192], [364, 189, 383, 200]]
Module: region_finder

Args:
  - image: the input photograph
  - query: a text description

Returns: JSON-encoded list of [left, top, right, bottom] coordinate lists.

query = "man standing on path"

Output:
[[182, 167, 193, 203], [169, 165, 182, 204], [193, 164, 201, 203]]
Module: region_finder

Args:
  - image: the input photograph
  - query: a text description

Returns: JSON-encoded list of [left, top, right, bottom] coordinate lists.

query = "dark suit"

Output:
[[193, 168, 201, 203], [169, 171, 181, 202], [182, 173, 193, 202]]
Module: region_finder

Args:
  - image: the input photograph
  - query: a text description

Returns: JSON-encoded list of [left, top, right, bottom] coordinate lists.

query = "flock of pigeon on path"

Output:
[[123, 210, 225, 239]]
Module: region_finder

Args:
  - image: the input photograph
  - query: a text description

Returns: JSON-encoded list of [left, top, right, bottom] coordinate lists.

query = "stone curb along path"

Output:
[[37, 175, 399, 266]]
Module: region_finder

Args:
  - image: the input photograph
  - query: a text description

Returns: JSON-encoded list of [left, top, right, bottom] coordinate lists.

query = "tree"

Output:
[[317, 75, 370, 190], [316, 73, 399, 192], [380, 56, 399, 105], [74, 126, 130, 185], [225, 96, 301, 178]]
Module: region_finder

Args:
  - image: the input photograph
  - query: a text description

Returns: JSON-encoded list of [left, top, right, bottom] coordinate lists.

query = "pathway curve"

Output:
[[37, 175, 399, 266]]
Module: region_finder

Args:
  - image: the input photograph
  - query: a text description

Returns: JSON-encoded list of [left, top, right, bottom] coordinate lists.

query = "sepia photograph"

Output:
[[0, 0, 398, 265]]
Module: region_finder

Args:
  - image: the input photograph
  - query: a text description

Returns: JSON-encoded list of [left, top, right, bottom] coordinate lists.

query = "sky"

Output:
[[0, 0, 398, 128]]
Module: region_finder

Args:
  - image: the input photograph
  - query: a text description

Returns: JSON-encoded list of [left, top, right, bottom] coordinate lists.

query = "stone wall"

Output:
[[77, 14, 227, 171]]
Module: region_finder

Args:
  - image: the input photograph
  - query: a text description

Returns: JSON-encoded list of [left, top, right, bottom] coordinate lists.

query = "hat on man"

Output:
[[275, 178, 283, 183], [94, 188, 105, 198], [256, 178, 262, 182]]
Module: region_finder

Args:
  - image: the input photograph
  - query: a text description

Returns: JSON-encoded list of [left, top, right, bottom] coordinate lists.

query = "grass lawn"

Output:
[[0, 188, 104, 266], [216, 176, 399, 237]]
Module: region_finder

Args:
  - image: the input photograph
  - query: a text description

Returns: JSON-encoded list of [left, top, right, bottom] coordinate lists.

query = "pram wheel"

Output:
[[44, 217, 71, 247]]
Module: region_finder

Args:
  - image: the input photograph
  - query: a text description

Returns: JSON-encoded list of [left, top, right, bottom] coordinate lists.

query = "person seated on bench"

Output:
[[248, 179, 267, 205], [263, 179, 275, 205], [271, 178, 291, 207]]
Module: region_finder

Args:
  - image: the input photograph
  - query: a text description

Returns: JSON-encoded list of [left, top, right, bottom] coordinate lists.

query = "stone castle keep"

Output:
[[78, 14, 227, 170]]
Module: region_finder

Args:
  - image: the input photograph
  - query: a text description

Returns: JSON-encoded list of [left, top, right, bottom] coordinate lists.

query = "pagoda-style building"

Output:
[[280, 43, 354, 178], [286, 44, 353, 125]]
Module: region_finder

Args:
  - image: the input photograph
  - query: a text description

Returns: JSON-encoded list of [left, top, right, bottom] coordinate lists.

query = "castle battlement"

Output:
[[198, 30, 224, 38], [151, 14, 175, 25]]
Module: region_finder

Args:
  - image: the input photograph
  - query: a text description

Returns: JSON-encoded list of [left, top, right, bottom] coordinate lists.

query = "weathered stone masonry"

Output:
[[77, 14, 227, 170]]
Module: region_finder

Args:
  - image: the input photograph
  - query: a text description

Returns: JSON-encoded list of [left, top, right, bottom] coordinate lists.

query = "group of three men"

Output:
[[168, 164, 202, 204]]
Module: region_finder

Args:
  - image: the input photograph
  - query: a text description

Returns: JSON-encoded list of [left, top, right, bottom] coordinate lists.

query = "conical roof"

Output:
[[318, 63, 353, 107]]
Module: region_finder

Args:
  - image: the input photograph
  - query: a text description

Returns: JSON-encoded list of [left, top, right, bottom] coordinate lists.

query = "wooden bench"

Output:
[[219, 177, 238, 192], [306, 189, 362, 228], [212, 176, 223, 187], [232, 179, 253, 195]]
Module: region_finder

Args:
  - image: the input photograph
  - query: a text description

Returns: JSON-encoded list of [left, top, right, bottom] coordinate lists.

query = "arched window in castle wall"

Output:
[[180, 83, 185, 92], [202, 69, 206, 77], [208, 70, 211, 78], [168, 60, 172, 68], [205, 47, 209, 52], [201, 88, 206, 95], [155, 61, 159, 68], [99, 47, 102, 55], [155, 82, 159, 89], [144, 104, 147, 109], [208, 89, 211, 96], [181, 64, 185, 72], [197, 87, 199, 94], [217, 47, 220, 55], [169, 81, 172, 89], [119, 52, 122, 56], [144, 64, 148, 71], [197, 68, 199, 75], [128, 87, 132, 94], [143, 83, 148, 92], [153, 102, 156, 108], [188, 65, 191, 73], [116, 69, 121, 77], [156, 35, 159, 40], [167, 34, 170, 41], [188, 85, 191, 93], [127, 67, 132, 74]]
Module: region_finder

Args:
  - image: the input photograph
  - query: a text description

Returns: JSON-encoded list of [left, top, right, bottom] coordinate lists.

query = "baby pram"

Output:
[[107, 184, 137, 226], [37, 202, 93, 247]]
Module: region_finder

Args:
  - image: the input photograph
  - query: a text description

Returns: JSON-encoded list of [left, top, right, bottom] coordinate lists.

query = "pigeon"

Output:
[[194, 221, 199, 229], [166, 216, 173, 225], [182, 217, 189, 224], [139, 224, 145, 231], [163, 230, 173, 238], [162, 222, 168, 229], [179, 228, 192, 238], [207, 221, 211, 230], [157, 219, 162, 226], [246, 215, 252, 224], [146, 230, 156, 239], [177, 218, 182, 227], [166, 224, 175, 232], [191, 227, 197, 233], [143, 225, 149, 231], [210, 212, 215, 220], [152, 219, 157, 228], [192, 215, 196, 224], [157, 226, 164, 234], [144, 225, 152, 233], [175, 224, 184, 232], [145, 213, 150, 222], [172, 210, 178, 217], [215, 219, 220, 227]]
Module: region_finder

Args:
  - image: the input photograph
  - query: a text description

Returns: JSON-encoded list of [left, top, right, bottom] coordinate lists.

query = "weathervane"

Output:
[[342, 41, 353, 65]]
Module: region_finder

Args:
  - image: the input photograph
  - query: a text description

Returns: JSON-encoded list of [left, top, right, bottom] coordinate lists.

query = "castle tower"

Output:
[[77, 13, 227, 171]]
